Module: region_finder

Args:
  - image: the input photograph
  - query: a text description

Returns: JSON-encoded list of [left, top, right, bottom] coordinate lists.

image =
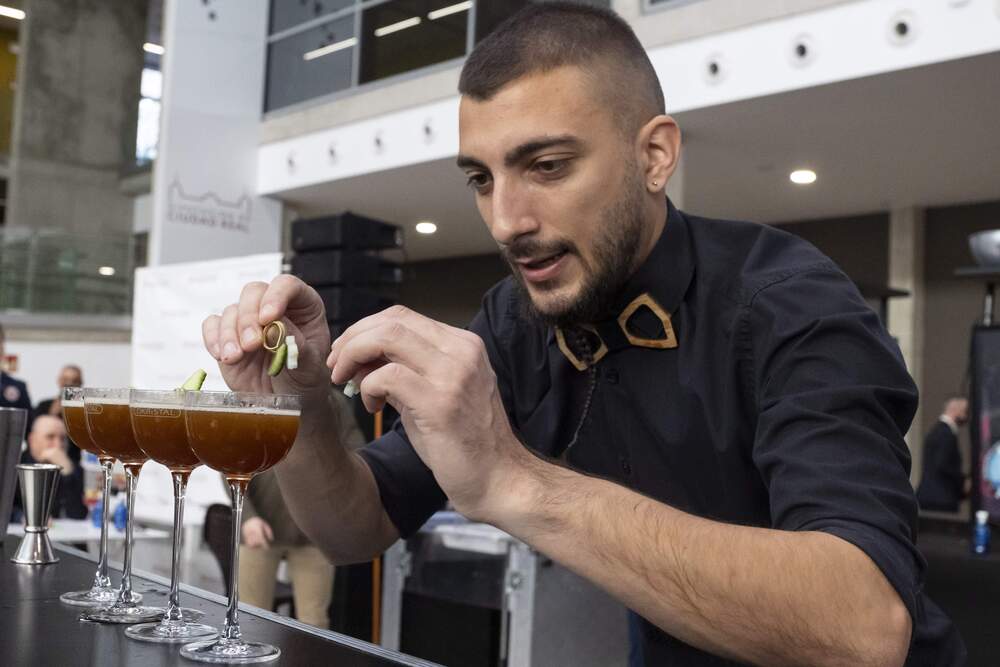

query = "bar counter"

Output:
[[0, 535, 441, 666]]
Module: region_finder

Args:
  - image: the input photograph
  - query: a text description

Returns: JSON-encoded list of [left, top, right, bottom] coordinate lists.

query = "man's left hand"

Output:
[[327, 306, 526, 521]]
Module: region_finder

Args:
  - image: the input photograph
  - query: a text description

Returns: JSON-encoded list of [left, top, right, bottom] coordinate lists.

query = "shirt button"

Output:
[[605, 368, 619, 384], [620, 457, 632, 476]]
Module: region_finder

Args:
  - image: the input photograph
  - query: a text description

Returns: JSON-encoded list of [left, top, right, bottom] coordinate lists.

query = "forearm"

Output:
[[490, 454, 911, 667], [274, 388, 398, 564]]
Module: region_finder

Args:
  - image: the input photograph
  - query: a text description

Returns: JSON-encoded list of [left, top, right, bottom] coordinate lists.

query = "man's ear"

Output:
[[637, 115, 681, 193]]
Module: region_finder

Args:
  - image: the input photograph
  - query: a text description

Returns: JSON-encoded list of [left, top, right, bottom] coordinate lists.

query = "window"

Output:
[[265, 0, 610, 113], [266, 14, 356, 110], [135, 68, 162, 163]]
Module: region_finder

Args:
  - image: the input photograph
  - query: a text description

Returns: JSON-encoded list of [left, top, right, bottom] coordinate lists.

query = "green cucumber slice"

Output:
[[267, 343, 288, 377]]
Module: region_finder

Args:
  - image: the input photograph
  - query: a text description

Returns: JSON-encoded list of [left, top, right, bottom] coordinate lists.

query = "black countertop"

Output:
[[0, 535, 441, 667]]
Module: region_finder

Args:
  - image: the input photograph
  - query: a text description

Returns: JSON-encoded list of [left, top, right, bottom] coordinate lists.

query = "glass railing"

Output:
[[0, 226, 136, 316]]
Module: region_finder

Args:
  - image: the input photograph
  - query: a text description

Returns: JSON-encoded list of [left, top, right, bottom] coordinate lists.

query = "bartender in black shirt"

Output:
[[204, 4, 963, 665]]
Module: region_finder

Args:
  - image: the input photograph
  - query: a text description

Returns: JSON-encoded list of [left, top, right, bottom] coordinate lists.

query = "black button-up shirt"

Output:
[[360, 202, 965, 665]]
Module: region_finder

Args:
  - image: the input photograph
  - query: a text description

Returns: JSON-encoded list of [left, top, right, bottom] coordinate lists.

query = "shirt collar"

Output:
[[609, 198, 694, 321], [545, 199, 694, 344], [939, 414, 959, 436]]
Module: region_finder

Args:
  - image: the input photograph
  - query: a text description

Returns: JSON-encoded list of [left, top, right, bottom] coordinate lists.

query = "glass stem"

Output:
[[117, 464, 140, 606], [163, 471, 189, 623], [222, 478, 248, 641], [94, 458, 112, 589]]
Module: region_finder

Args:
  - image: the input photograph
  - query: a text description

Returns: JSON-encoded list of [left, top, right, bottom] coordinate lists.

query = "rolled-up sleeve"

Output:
[[747, 267, 925, 620]]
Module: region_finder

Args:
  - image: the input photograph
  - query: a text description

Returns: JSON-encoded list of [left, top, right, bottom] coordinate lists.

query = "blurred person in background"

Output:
[[32, 364, 85, 465], [236, 392, 365, 629], [10, 415, 87, 523], [916, 396, 970, 513], [0, 322, 32, 415]]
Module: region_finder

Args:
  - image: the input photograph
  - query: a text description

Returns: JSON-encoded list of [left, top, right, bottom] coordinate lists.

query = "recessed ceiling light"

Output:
[[374, 16, 421, 37], [789, 169, 817, 185], [143, 42, 165, 55], [98, 266, 116, 276], [0, 6, 25, 20], [415, 221, 437, 235]]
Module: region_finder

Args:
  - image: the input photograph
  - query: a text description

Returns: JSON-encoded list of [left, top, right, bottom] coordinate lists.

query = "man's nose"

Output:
[[489, 179, 539, 246]]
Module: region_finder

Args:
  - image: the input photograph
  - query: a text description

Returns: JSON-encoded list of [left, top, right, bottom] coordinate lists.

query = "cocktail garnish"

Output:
[[262, 321, 286, 352], [267, 344, 287, 377], [180, 369, 207, 391]]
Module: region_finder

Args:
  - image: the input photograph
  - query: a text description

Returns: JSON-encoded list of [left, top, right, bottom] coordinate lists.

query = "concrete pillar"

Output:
[[7, 0, 147, 237], [887, 207, 926, 483]]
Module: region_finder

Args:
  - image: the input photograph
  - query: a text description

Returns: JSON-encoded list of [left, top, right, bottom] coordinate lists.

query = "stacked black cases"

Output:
[[290, 211, 403, 339]]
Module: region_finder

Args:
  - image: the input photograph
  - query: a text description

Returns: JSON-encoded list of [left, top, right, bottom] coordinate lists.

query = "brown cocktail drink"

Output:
[[59, 387, 123, 608], [131, 404, 201, 472], [63, 399, 111, 461], [185, 407, 299, 481], [86, 399, 149, 467], [80, 389, 160, 625], [181, 391, 301, 664]]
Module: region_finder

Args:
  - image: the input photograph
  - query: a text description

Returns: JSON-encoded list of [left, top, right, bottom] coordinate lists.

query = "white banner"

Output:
[[149, 0, 281, 265], [130, 253, 283, 391]]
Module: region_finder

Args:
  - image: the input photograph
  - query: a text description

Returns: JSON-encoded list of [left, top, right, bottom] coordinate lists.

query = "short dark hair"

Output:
[[459, 2, 665, 134]]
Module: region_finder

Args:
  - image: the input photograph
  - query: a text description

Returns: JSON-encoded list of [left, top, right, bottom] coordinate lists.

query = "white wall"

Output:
[[3, 340, 131, 404]]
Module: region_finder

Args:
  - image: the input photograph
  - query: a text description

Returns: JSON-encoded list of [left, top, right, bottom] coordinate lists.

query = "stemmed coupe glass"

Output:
[[124, 389, 218, 643], [80, 388, 161, 624], [59, 387, 139, 607], [179, 390, 301, 664]]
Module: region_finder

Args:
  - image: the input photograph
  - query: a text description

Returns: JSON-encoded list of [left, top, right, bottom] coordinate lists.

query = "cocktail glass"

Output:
[[80, 387, 161, 624], [124, 389, 218, 643], [59, 386, 140, 607], [180, 390, 301, 664]]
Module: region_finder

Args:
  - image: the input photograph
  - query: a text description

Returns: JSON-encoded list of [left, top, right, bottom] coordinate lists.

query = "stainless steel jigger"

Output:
[[11, 463, 62, 564]]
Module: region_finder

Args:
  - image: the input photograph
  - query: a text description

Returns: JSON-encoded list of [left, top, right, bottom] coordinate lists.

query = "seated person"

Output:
[[31, 364, 85, 466], [10, 415, 88, 523], [236, 392, 365, 629]]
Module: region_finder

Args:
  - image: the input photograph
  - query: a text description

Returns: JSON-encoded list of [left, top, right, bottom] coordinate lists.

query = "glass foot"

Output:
[[82, 604, 163, 625], [61, 586, 139, 607], [126, 620, 218, 643], [181, 639, 281, 664]]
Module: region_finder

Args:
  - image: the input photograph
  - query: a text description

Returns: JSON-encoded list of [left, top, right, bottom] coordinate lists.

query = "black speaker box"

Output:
[[292, 212, 402, 252], [316, 286, 395, 321]]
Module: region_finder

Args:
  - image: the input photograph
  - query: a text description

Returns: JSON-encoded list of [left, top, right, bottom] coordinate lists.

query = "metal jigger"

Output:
[[11, 463, 62, 565]]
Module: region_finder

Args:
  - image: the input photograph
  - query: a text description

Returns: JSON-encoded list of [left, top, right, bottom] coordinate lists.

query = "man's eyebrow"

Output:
[[504, 135, 582, 168], [455, 135, 583, 172], [456, 154, 487, 171]]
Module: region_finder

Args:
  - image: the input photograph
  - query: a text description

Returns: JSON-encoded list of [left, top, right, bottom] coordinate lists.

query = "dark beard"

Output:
[[503, 169, 645, 329]]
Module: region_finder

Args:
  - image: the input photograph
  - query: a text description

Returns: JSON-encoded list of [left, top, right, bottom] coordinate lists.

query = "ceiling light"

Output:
[[415, 221, 437, 235], [374, 16, 421, 37], [143, 42, 165, 55], [303, 37, 357, 61], [98, 266, 116, 277], [0, 6, 25, 20], [789, 169, 817, 185], [428, 1, 472, 20]]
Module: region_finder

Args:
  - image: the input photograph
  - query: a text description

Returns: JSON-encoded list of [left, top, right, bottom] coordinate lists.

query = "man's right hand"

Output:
[[202, 276, 332, 396], [242, 517, 274, 548]]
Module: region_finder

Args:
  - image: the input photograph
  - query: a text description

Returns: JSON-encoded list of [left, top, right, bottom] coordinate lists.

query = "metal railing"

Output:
[[0, 226, 136, 316]]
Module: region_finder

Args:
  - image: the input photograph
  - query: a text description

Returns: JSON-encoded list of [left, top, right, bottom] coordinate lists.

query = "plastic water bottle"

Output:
[[973, 510, 991, 555], [113, 500, 127, 532], [91, 497, 103, 528]]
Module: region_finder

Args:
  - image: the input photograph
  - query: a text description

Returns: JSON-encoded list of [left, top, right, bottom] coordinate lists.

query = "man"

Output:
[[31, 364, 85, 465], [0, 323, 32, 415], [916, 396, 969, 513], [10, 415, 87, 523], [237, 392, 365, 628], [203, 5, 963, 665]]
